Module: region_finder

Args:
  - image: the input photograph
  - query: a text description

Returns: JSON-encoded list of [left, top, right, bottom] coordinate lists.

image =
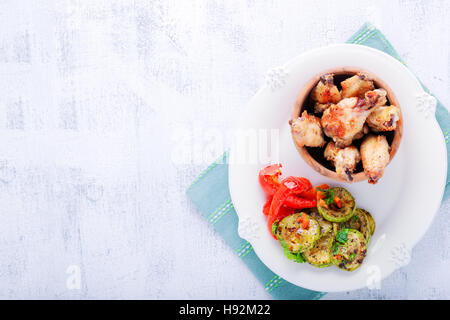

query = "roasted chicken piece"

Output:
[[360, 135, 390, 184], [341, 73, 375, 98], [324, 141, 361, 182], [323, 141, 338, 161], [310, 74, 342, 105], [321, 89, 384, 148], [353, 124, 370, 140], [314, 102, 332, 114], [366, 105, 401, 131], [365, 89, 387, 107], [291, 111, 325, 147]]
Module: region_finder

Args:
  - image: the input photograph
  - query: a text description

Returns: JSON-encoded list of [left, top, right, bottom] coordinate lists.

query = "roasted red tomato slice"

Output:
[[283, 195, 316, 209], [258, 164, 282, 196], [262, 196, 273, 216], [267, 176, 312, 238]]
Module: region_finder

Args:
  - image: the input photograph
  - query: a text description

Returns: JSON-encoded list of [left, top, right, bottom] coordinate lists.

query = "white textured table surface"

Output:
[[0, 0, 449, 299]]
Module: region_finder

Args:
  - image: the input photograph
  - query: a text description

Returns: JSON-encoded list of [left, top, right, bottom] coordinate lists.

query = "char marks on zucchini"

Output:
[[275, 213, 321, 253]]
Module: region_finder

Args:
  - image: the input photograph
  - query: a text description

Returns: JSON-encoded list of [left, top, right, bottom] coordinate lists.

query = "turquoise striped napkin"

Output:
[[186, 23, 450, 300]]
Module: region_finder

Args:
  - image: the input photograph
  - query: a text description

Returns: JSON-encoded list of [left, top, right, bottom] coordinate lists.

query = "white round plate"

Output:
[[228, 44, 447, 292]]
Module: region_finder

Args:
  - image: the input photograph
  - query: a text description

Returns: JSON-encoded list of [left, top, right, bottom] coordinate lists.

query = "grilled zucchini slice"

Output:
[[332, 209, 375, 242], [331, 229, 367, 271], [317, 187, 356, 222], [365, 211, 376, 236], [309, 208, 333, 236], [275, 213, 321, 253], [344, 208, 372, 242], [332, 222, 340, 235], [303, 233, 333, 267]]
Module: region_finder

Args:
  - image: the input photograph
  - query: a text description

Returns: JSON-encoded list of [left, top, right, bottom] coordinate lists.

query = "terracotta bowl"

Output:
[[290, 67, 403, 183]]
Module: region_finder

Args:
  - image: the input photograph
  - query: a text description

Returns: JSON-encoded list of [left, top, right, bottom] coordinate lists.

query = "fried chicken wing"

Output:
[[353, 123, 369, 140], [291, 111, 325, 147], [366, 105, 401, 131], [365, 89, 387, 107], [341, 73, 375, 98], [310, 74, 342, 105], [324, 141, 361, 182], [360, 135, 390, 184], [321, 97, 365, 148], [321, 89, 385, 148], [314, 102, 332, 114], [324, 140, 338, 161]]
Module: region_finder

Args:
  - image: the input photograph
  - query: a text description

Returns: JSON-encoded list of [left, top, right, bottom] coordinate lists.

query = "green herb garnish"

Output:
[[349, 253, 356, 260], [283, 248, 306, 263], [352, 215, 358, 222], [317, 187, 335, 206], [279, 238, 288, 249], [333, 243, 341, 255], [272, 220, 278, 236], [278, 234, 305, 263], [336, 228, 349, 244]]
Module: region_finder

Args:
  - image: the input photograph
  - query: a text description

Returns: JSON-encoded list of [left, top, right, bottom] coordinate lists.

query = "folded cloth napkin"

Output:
[[187, 22, 450, 300]]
